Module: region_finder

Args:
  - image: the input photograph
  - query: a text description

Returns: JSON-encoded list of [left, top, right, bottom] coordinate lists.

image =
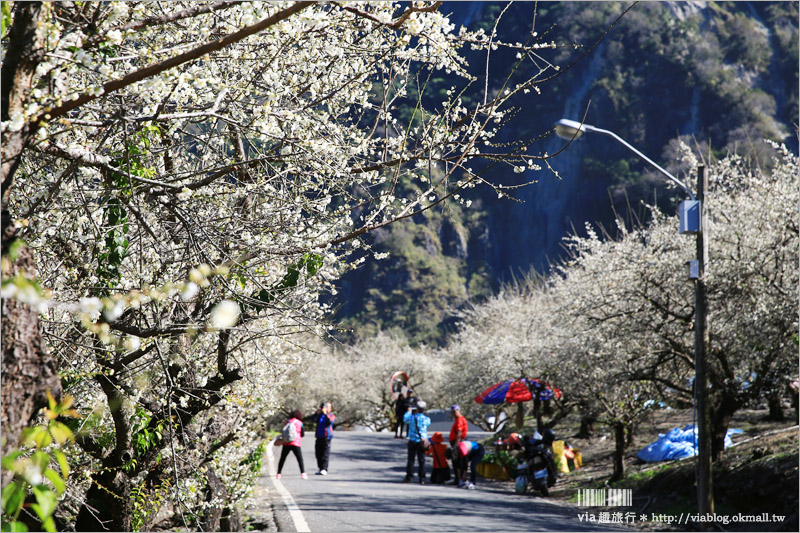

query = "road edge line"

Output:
[[266, 440, 311, 532]]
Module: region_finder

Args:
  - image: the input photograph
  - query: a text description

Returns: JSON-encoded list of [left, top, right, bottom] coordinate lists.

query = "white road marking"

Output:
[[266, 440, 311, 532]]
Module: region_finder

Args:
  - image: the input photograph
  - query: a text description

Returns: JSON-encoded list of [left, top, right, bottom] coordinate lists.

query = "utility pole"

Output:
[[695, 165, 713, 515], [553, 119, 715, 515]]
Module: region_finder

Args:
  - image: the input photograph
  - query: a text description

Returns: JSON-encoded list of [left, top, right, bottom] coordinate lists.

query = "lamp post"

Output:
[[554, 118, 712, 516]]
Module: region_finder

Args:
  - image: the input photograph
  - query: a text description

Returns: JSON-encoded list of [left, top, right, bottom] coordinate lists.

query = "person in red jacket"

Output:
[[426, 432, 451, 484], [449, 404, 468, 446]]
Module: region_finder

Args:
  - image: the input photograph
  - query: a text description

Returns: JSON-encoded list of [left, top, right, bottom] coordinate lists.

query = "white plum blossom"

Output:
[[6, 112, 25, 132], [209, 300, 241, 330], [123, 336, 141, 352], [105, 29, 123, 45], [180, 281, 200, 301], [3, 0, 575, 524]]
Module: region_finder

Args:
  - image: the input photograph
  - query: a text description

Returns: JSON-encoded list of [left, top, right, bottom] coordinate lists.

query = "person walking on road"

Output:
[[394, 393, 407, 438], [449, 404, 468, 446], [453, 440, 485, 489], [276, 410, 308, 480], [403, 400, 431, 484], [314, 402, 335, 475]]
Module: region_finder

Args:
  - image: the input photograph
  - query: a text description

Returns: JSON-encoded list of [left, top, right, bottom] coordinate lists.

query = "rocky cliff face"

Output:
[[332, 1, 799, 345]]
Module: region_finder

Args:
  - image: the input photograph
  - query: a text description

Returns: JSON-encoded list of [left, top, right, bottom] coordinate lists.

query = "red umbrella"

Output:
[[474, 378, 561, 404]]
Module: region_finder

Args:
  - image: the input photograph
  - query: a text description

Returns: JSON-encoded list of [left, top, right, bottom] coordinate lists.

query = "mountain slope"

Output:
[[332, 1, 799, 346]]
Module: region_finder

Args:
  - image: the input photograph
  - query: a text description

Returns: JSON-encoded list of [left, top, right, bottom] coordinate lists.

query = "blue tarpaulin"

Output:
[[636, 425, 743, 462]]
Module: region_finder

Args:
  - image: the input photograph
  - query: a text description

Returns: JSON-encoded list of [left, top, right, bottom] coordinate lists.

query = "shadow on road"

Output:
[[274, 431, 627, 532]]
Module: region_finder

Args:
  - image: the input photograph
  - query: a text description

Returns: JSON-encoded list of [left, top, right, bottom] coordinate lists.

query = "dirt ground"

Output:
[[554, 408, 798, 531], [489, 407, 798, 532]]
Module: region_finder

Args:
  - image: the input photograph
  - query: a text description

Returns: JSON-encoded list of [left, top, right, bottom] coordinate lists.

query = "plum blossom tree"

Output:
[[439, 280, 566, 430], [549, 143, 797, 471], [547, 221, 682, 481], [279, 332, 445, 431], [538, 144, 797, 475], [1, 1, 589, 529], [438, 143, 797, 480]]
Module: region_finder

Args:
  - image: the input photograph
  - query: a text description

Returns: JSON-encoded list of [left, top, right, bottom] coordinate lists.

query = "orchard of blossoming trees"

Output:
[[282, 144, 798, 483], [0, 1, 616, 530], [300, 144, 798, 483], [438, 144, 797, 481], [3, 1, 796, 530]]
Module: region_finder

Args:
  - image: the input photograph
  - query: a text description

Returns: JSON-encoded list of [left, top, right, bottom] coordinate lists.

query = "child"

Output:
[[426, 432, 451, 484]]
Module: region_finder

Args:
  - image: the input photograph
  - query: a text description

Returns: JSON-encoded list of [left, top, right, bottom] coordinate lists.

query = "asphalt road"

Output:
[[267, 427, 626, 532]]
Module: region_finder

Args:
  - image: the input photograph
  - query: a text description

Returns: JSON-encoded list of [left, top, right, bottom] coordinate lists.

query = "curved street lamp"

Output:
[[554, 119, 695, 200], [554, 118, 712, 515]]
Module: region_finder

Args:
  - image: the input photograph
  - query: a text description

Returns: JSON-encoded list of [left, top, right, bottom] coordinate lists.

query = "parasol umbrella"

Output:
[[474, 378, 561, 404]]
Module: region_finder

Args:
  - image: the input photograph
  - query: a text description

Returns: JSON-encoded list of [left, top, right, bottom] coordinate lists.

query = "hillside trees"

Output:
[[1, 1, 583, 529], [442, 144, 797, 478], [552, 145, 798, 466], [548, 144, 798, 468], [547, 223, 675, 481], [332, 1, 798, 347], [440, 281, 563, 430], [279, 333, 445, 431]]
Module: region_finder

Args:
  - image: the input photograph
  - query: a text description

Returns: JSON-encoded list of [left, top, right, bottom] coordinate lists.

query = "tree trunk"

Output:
[[767, 392, 785, 421], [1, 2, 61, 464], [75, 470, 132, 532], [610, 422, 626, 482], [74, 373, 135, 530], [709, 392, 738, 461], [625, 423, 636, 448], [1, 237, 61, 458], [220, 505, 242, 532], [200, 468, 226, 532], [577, 413, 597, 439], [1, 2, 44, 186]]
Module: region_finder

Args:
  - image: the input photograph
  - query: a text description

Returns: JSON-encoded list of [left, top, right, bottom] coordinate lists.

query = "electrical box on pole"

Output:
[[687, 260, 700, 279], [679, 200, 701, 234]]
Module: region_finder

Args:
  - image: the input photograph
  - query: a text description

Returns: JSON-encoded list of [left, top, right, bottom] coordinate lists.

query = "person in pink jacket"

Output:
[[276, 410, 307, 479]]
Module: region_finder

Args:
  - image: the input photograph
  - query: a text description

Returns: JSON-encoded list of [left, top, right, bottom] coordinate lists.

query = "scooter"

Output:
[[525, 446, 555, 496], [513, 434, 557, 497]]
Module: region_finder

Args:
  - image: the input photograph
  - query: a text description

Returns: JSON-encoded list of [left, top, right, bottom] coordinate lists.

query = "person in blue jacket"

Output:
[[402, 400, 431, 484], [314, 402, 335, 475]]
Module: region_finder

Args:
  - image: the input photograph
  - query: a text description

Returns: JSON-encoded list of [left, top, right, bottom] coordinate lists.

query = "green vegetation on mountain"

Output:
[[332, 1, 799, 346]]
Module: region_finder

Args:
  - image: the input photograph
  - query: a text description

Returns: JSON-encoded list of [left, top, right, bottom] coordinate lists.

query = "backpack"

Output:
[[281, 420, 299, 442]]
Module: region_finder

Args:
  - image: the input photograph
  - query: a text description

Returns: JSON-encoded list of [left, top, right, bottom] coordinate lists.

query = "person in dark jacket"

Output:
[[405, 389, 418, 410], [314, 402, 335, 475], [394, 393, 407, 438]]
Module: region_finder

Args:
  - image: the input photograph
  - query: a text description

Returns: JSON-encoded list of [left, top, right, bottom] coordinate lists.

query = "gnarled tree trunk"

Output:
[[610, 421, 626, 482], [709, 392, 739, 461], [1, 2, 62, 464]]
